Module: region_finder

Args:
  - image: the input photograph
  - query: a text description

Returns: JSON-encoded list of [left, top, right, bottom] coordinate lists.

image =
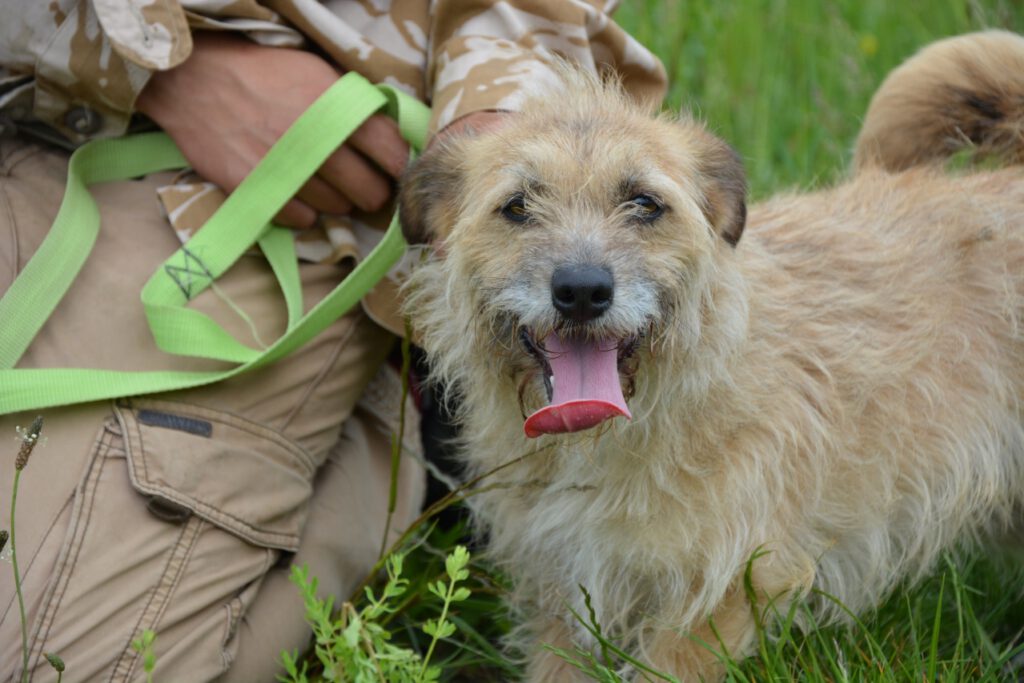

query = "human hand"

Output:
[[136, 32, 409, 229]]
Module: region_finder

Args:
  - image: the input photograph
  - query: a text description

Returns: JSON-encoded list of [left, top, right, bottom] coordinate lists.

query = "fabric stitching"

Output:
[[278, 309, 363, 432], [221, 540, 275, 669], [162, 517, 206, 601], [122, 485, 300, 548], [29, 426, 111, 669], [0, 140, 46, 177], [22, 424, 111, 680], [0, 182, 17, 291], [220, 603, 234, 670], [0, 494, 73, 626], [163, 244, 213, 300], [220, 549, 275, 668], [125, 404, 152, 493], [109, 516, 207, 683]]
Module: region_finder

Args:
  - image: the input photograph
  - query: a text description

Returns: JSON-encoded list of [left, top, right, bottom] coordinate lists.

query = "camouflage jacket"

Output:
[[0, 0, 667, 334]]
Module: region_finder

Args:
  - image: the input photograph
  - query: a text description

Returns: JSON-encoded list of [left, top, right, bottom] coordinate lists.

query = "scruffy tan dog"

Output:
[[399, 31, 1024, 681]]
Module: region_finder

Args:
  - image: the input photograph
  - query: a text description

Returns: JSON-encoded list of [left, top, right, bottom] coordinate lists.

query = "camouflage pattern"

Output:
[[0, 0, 667, 333]]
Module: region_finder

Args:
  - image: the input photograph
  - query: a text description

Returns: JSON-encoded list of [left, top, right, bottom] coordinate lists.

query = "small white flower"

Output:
[[15, 423, 46, 448]]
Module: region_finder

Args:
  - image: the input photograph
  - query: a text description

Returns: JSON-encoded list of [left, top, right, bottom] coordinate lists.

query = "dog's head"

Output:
[[400, 72, 746, 438]]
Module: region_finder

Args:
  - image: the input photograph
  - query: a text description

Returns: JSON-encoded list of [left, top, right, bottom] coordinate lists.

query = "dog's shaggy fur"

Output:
[[400, 31, 1024, 681]]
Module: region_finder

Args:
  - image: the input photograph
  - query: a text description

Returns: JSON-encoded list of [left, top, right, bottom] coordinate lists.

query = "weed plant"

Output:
[[5, 417, 69, 682]]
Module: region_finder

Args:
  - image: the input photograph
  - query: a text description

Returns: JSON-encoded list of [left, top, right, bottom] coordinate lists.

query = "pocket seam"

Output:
[[23, 421, 116, 680], [109, 516, 208, 683]]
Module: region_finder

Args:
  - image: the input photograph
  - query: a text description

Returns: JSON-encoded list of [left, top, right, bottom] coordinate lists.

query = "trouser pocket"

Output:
[[119, 399, 316, 550], [19, 399, 317, 683]]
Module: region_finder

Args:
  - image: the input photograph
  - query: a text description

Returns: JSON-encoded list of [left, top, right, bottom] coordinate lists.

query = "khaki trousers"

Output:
[[0, 140, 425, 682]]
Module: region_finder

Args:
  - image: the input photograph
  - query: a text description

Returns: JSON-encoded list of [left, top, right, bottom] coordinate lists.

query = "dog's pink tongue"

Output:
[[524, 334, 631, 438]]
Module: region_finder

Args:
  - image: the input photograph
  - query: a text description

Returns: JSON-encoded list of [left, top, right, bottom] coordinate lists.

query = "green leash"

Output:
[[0, 73, 429, 415]]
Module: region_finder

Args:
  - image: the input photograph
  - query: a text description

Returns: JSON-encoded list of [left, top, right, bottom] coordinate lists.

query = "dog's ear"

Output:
[[398, 141, 463, 246], [693, 130, 747, 247]]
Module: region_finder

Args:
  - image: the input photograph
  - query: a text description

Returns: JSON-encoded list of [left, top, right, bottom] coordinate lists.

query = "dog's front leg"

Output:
[[645, 587, 763, 682], [525, 616, 592, 683]]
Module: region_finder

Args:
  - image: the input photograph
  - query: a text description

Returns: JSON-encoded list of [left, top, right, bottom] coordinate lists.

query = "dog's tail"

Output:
[[854, 30, 1024, 172]]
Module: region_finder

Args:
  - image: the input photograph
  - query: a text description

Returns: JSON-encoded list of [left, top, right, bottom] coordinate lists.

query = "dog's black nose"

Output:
[[551, 265, 614, 322]]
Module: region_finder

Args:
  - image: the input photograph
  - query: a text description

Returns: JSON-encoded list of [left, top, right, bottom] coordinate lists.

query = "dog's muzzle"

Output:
[[519, 264, 635, 437]]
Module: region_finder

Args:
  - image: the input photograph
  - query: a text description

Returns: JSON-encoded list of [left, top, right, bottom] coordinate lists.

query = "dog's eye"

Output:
[[501, 195, 530, 223], [628, 194, 663, 221]]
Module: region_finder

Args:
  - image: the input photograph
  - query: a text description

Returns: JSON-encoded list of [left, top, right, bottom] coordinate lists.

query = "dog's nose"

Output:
[[551, 265, 614, 322]]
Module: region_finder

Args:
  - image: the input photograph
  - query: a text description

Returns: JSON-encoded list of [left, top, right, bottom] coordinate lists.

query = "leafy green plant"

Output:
[[546, 586, 680, 683], [418, 545, 472, 682], [283, 554, 421, 683], [130, 629, 158, 683], [281, 546, 474, 683]]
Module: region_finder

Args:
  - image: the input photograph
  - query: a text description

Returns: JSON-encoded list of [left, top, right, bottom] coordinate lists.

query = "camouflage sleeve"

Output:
[[0, 0, 299, 145], [1, 1, 665, 144], [427, 0, 667, 133]]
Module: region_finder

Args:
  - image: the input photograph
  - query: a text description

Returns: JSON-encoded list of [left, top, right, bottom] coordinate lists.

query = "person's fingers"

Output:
[[296, 175, 354, 215], [275, 198, 318, 229], [347, 114, 410, 178], [319, 144, 394, 213]]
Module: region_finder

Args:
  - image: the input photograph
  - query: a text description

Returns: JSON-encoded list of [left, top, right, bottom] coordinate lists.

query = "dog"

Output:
[[398, 31, 1024, 681]]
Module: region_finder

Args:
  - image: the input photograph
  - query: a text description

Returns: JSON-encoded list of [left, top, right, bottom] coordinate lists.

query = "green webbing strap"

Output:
[[259, 228, 303, 330], [0, 72, 429, 415]]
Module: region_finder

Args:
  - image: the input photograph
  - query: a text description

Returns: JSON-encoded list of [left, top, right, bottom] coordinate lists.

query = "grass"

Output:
[[295, 2, 1024, 681], [617, 0, 1024, 198], [539, 553, 1024, 682], [724, 553, 1024, 682]]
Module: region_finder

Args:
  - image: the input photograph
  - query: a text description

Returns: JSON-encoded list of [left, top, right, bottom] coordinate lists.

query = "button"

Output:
[[64, 106, 103, 135], [145, 495, 192, 523]]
